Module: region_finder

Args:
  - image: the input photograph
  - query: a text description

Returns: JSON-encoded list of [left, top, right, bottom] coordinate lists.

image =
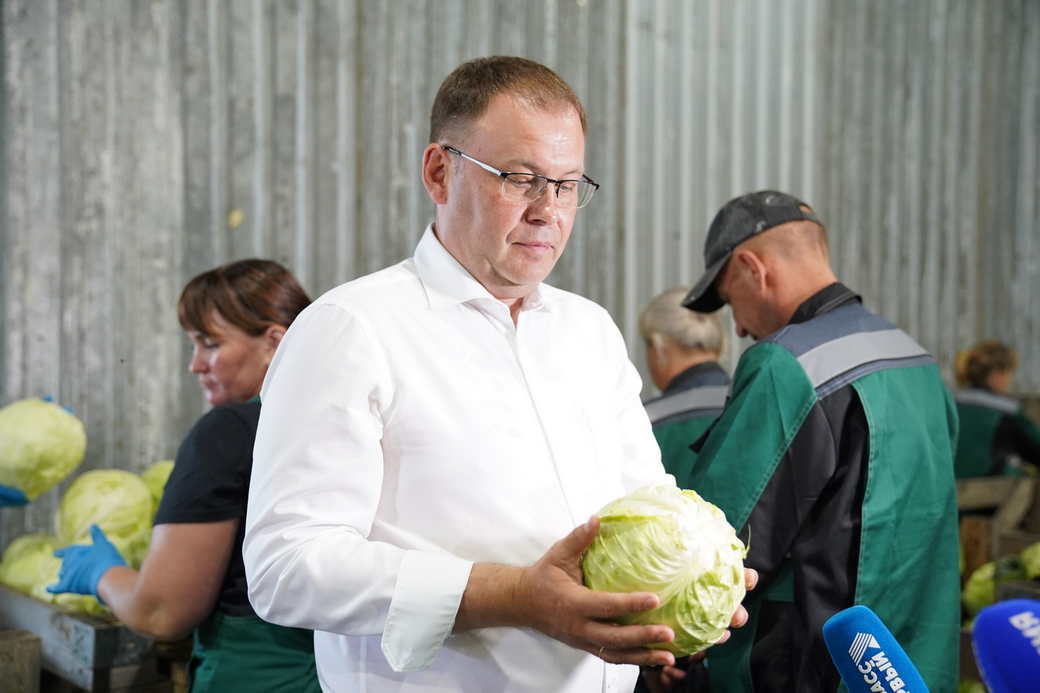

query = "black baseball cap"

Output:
[[682, 190, 823, 312]]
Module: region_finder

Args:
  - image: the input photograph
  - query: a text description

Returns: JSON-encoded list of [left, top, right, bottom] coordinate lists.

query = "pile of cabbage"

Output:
[[0, 398, 86, 500], [962, 540, 1040, 618], [1, 463, 173, 615], [582, 484, 747, 656]]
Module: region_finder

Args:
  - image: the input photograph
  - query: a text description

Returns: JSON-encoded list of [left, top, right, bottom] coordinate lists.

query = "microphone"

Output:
[[971, 598, 1040, 693], [822, 605, 929, 693]]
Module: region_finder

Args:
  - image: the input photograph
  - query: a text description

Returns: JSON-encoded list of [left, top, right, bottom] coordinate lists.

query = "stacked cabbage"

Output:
[[0, 398, 86, 500], [1, 468, 154, 614], [582, 484, 747, 655]]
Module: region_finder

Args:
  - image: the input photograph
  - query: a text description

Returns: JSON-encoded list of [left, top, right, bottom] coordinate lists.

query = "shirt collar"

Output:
[[413, 224, 554, 314], [788, 282, 860, 325], [663, 361, 730, 395]]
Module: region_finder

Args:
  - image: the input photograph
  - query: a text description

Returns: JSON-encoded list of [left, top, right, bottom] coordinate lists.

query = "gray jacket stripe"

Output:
[[954, 388, 1020, 414], [797, 328, 934, 397], [645, 386, 730, 424]]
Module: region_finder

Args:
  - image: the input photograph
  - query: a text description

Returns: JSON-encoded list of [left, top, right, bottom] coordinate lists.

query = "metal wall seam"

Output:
[[206, 0, 228, 262], [1015, 0, 1039, 381]]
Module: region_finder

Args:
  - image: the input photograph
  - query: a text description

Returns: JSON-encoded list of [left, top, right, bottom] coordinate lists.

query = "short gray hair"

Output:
[[639, 286, 725, 354]]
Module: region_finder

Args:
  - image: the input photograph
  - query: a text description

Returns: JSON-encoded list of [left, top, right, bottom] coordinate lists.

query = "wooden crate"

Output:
[[0, 585, 170, 692], [0, 629, 41, 693], [958, 626, 982, 682], [995, 528, 1040, 557], [996, 579, 1040, 602], [958, 477, 1038, 575]]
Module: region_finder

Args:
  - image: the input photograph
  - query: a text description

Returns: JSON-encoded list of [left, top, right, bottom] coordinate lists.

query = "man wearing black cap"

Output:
[[680, 191, 960, 692]]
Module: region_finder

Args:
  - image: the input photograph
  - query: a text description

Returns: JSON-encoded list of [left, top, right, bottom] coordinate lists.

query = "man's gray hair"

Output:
[[639, 286, 725, 354]]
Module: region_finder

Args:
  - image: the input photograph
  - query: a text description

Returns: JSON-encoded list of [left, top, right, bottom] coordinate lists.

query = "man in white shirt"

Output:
[[244, 56, 752, 693]]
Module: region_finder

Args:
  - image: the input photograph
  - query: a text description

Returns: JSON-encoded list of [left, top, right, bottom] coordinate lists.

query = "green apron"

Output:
[[190, 611, 321, 693], [647, 384, 729, 484], [654, 415, 719, 484], [954, 389, 1039, 478], [689, 320, 960, 692]]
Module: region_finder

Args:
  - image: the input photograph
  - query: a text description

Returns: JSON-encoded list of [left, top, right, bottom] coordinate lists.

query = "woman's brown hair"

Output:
[[954, 340, 1018, 388], [177, 259, 311, 336]]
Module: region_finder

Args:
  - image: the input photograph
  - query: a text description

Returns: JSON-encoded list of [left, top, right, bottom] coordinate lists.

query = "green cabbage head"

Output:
[[582, 484, 747, 656], [56, 469, 153, 569], [1022, 541, 1040, 580], [0, 533, 106, 615], [0, 398, 86, 499], [140, 460, 174, 517], [0, 533, 59, 594], [962, 556, 1028, 616], [963, 562, 996, 616]]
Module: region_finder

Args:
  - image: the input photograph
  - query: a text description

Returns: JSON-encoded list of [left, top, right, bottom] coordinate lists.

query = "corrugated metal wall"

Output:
[[2, 0, 1038, 543]]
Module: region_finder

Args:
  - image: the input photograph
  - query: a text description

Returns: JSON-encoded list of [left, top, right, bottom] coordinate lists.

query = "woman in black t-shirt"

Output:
[[49, 259, 320, 692]]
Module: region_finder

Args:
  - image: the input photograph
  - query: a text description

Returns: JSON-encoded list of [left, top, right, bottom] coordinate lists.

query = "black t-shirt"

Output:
[[154, 399, 260, 617]]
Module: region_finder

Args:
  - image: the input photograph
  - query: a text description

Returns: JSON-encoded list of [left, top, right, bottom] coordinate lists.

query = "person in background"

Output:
[[640, 286, 729, 485], [242, 56, 754, 693], [48, 259, 319, 693], [680, 191, 960, 692], [953, 340, 1040, 478]]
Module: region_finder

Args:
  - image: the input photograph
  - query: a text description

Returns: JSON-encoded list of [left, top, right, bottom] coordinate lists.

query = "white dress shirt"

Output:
[[244, 226, 669, 692]]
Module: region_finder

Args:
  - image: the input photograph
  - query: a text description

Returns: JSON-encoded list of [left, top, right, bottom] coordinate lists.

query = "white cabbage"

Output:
[[0, 533, 107, 615], [56, 469, 153, 569], [582, 484, 747, 655], [0, 398, 86, 499]]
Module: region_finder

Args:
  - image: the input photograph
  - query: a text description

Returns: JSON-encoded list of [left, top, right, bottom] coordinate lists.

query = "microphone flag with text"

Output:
[[822, 604, 929, 693]]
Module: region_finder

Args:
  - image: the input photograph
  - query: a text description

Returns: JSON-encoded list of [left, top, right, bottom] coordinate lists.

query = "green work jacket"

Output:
[[687, 298, 960, 693], [644, 362, 730, 484], [954, 388, 1040, 478]]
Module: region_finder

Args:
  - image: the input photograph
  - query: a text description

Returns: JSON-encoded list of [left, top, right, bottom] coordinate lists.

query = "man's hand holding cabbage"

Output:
[[455, 484, 757, 676]]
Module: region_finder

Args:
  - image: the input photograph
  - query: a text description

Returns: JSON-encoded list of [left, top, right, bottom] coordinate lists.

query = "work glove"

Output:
[[0, 484, 29, 507], [47, 524, 126, 600], [41, 394, 77, 414]]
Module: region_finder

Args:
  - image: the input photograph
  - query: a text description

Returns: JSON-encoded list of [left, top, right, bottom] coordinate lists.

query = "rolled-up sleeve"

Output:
[[243, 302, 473, 671]]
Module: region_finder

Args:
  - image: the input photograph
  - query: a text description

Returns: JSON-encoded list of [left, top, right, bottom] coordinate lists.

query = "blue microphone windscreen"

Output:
[[822, 605, 929, 693], [972, 598, 1040, 693]]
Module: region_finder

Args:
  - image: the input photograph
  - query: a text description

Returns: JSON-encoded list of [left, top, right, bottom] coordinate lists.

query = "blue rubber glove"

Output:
[[47, 524, 126, 600], [41, 394, 77, 415], [0, 484, 29, 507]]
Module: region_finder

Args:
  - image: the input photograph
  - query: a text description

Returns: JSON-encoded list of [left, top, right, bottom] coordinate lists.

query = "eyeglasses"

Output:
[[441, 144, 599, 209]]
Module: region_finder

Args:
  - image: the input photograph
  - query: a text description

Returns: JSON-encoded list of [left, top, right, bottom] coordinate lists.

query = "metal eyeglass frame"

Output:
[[441, 144, 600, 209]]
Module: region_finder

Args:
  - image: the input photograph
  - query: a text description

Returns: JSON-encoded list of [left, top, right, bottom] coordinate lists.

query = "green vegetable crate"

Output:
[[0, 584, 169, 692], [996, 579, 1040, 602]]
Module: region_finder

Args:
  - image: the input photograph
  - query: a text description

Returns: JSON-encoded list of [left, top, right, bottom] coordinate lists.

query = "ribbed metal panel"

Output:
[[1, 0, 1037, 544]]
